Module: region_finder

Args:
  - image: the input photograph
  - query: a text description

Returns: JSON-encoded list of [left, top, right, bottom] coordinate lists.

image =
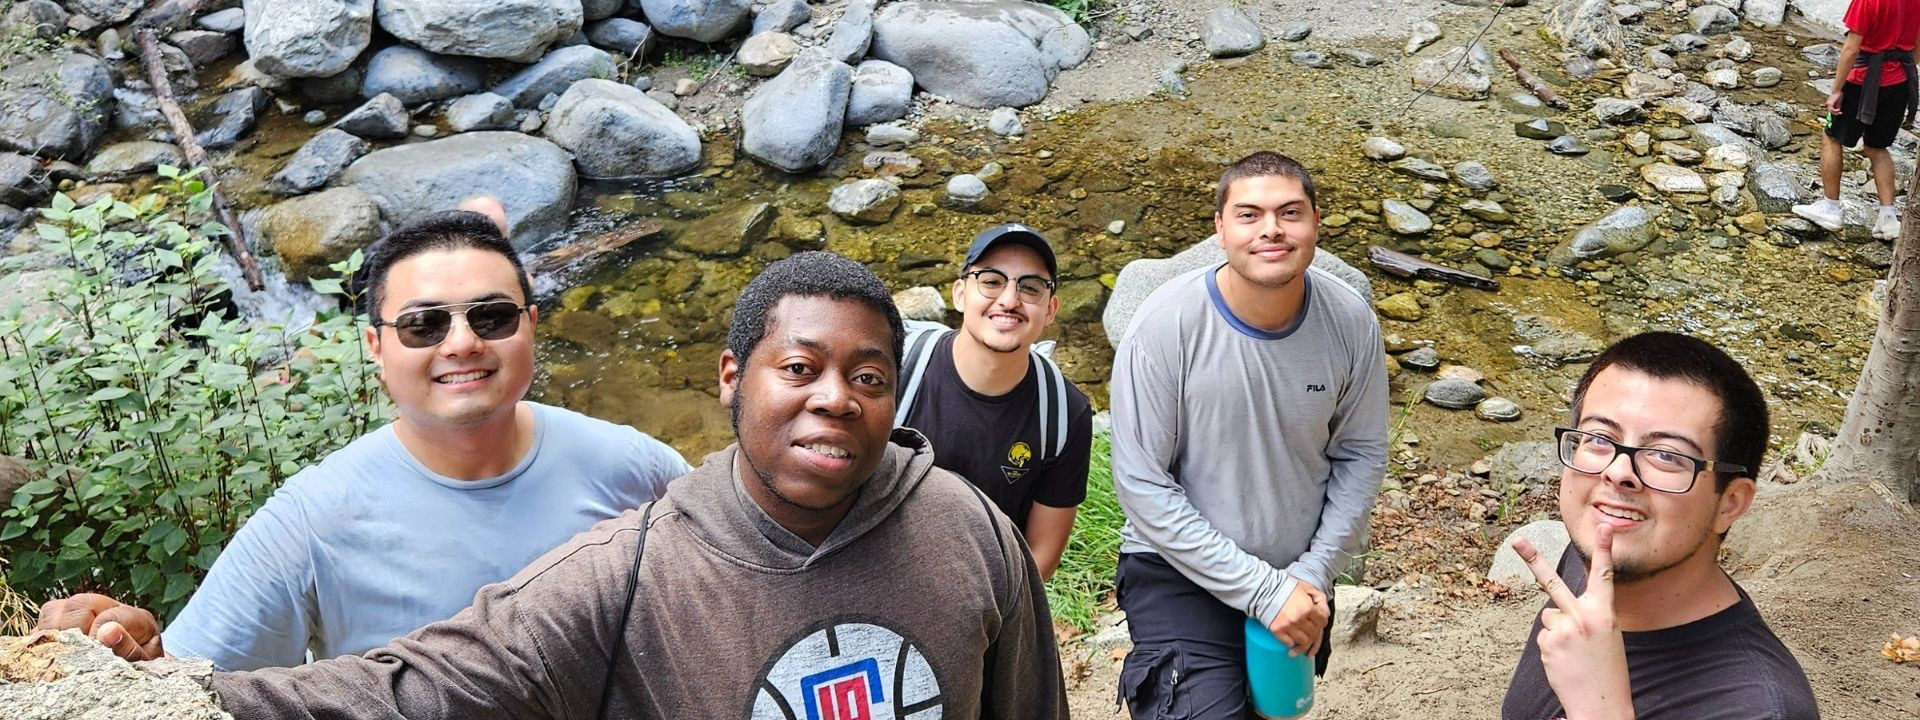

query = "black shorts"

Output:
[[1115, 553, 1334, 720], [1827, 81, 1912, 149]]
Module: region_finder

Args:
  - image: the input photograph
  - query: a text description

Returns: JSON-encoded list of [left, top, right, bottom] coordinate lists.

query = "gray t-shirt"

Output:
[[163, 402, 690, 670], [1111, 263, 1389, 625]]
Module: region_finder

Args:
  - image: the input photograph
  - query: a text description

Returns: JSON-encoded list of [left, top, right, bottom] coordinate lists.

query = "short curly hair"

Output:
[[726, 251, 905, 371]]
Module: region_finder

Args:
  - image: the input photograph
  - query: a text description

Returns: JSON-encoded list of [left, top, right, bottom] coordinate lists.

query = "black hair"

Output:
[[1216, 151, 1319, 213], [363, 210, 532, 320], [726, 251, 905, 371], [1570, 332, 1770, 492]]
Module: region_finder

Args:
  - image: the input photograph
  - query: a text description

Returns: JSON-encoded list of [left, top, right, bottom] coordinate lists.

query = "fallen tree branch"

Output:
[[1499, 48, 1568, 110], [135, 27, 265, 292]]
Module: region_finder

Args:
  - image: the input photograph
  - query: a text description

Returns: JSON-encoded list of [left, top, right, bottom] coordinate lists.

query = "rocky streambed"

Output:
[[528, 8, 1890, 466], [0, 0, 1893, 469]]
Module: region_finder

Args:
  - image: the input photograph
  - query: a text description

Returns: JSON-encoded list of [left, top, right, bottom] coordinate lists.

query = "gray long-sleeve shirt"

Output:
[[1111, 263, 1389, 625]]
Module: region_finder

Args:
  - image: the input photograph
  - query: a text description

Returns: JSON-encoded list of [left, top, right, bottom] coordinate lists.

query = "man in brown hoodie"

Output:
[[198, 251, 1068, 719]]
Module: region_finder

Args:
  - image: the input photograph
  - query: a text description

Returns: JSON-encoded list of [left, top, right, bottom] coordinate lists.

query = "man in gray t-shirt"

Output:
[[1111, 152, 1389, 718], [36, 199, 690, 669]]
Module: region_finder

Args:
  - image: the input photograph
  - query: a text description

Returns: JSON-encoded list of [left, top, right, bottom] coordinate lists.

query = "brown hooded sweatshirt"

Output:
[[211, 429, 1068, 719]]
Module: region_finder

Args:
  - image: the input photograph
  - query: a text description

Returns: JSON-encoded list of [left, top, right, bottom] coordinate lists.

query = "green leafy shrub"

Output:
[[0, 167, 384, 621], [1046, 432, 1123, 633]]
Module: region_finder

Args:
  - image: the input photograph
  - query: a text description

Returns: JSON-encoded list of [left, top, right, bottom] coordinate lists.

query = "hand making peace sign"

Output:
[[1513, 523, 1636, 720]]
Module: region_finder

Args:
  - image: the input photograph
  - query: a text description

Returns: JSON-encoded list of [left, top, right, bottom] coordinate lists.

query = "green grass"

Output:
[[1047, 432, 1124, 634]]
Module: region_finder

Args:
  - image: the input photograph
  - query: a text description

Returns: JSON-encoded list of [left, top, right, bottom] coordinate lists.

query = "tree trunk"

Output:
[[1815, 164, 1920, 504]]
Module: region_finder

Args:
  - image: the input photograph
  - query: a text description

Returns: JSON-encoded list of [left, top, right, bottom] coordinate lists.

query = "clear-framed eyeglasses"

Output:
[[962, 269, 1055, 303]]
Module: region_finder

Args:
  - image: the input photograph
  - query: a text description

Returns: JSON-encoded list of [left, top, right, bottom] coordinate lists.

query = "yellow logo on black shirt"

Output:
[[1007, 442, 1032, 468]]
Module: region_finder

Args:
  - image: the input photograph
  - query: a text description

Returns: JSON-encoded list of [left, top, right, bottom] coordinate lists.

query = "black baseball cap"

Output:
[[963, 223, 1058, 279]]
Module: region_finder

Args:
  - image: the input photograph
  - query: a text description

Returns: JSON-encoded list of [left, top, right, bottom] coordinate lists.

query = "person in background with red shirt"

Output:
[[1795, 0, 1920, 240]]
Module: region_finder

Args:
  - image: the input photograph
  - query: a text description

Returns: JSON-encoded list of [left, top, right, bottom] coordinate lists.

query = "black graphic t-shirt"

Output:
[[900, 332, 1092, 530], [1502, 546, 1820, 720]]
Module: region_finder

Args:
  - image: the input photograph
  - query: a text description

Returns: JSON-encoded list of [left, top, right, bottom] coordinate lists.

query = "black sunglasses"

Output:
[[373, 300, 529, 349]]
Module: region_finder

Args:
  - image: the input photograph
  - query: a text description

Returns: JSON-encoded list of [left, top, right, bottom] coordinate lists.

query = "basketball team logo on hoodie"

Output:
[[750, 617, 944, 720]]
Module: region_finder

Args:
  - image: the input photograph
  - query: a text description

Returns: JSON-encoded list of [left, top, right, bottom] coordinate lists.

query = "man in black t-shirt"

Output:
[[1503, 332, 1818, 720], [896, 224, 1092, 580]]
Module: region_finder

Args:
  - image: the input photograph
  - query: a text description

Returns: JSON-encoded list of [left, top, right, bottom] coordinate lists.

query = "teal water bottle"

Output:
[[1244, 616, 1314, 719]]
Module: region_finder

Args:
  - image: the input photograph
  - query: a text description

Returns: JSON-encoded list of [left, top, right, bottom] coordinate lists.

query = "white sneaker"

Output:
[[1792, 199, 1845, 232], [1873, 210, 1902, 240]]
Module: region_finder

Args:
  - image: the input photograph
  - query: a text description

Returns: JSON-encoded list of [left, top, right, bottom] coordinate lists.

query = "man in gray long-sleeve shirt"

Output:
[[1111, 151, 1389, 719]]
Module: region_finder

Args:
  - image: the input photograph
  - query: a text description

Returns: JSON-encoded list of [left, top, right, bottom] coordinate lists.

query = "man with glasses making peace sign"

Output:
[[36, 199, 690, 670], [1503, 332, 1817, 720], [893, 224, 1092, 580]]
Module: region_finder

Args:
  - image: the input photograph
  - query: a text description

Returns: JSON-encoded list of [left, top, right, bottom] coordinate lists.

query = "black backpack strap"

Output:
[[597, 502, 655, 720], [960, 478, 1011, 594], [893, 327, 951, 426]]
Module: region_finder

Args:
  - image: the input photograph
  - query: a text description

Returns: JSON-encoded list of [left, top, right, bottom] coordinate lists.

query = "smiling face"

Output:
[[1559, 366, 1755, 584], [720, 295, 898, 516], [1214, 174, 1321, 290], [952, 244, 1059, 355], [365, 247, 537, 432]]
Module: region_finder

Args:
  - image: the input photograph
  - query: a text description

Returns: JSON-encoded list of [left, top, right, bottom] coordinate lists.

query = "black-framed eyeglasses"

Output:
[[372, 300, 530, 349], [1553, 427, 1747, 494], [962, 269, 1055, 303]]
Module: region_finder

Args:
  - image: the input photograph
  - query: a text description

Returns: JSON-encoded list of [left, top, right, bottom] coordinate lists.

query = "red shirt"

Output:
[[1845, 0, 1920, 86]]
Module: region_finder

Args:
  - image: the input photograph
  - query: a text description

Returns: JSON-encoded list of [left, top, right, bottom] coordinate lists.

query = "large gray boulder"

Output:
[[260, 186, 384, 281], [331, 93, 410, 139], [582, 0, 625, 19], [271, 128, 369, 194], [360, 45, 487, 104], [66, 0, 141, 24], [84, 141, 183, 178], [544, 79, 700, 178], [446, 92, 518, 132], [1102, 236, 1371, 347], [1202, 7, 1263, 58], [1, 152, 50, 207], [378, 0, 584, 61], [1564, 204, 1660, 259], [1544, 0, 1623, 57], [752, 0, 811, 34], [1688, 4, 1738, 34], [824, 0, 877, 63], [637, 0, 752, 42], [742, 50, 853, 173], [340, 132, 577, 249], [1410, 44, 1492, 100], [1491, 440, 1561, 489], [1792, 0, 1846, 35], [6, 0, 69, 39], [587, 18, 656, 57], [0, 52, 113, 161], [494, 45, 619, 107], [846, 59, 913, 126], [1746, 0, 1788, 25], [191, 86, 268, 149], [870, 0, 1091, 108], [1749, 160, 1811, 213], [1487, 520, 1570, 596], [244, 0, 373, 78]]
